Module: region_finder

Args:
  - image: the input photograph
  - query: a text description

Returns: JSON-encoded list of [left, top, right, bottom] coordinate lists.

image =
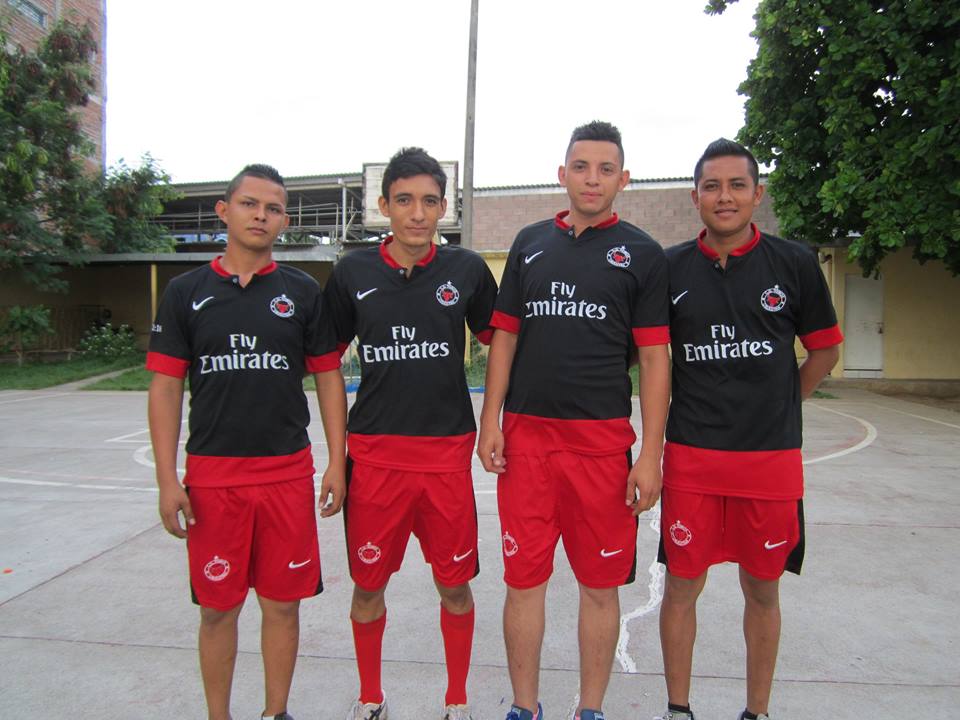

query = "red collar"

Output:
[[696, 224, 761, 260], [211, 255, 277, 277], [554, 209, 620, 232], [379, 236, 437, 269]]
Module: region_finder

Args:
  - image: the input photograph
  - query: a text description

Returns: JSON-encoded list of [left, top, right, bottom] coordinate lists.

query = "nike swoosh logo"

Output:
[[356, 288, 378, 300], [524, 251, 544, 264], [671, 290, 689, 305], [600, 548, 623, 558], [288, 559, 311, 569], [192, 296, 215, 310], [452, 549, 474, 562], [764, 540, 788, 550]]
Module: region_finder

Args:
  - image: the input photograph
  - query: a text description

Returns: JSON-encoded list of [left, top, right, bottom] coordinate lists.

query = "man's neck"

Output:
[[565, 208, 615, 238], [387, 240, 430, 276], [702, 226, 753, 268], [220, 245, 273, 286]]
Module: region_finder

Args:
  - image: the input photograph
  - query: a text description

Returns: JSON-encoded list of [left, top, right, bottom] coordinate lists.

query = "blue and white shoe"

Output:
[[577, 710, 605, 720], [506, 702, 543, 720], [654, 710, 695, 720]]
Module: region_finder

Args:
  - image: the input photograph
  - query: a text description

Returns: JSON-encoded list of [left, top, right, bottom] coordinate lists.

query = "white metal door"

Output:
[[843, 274, 884, 376]]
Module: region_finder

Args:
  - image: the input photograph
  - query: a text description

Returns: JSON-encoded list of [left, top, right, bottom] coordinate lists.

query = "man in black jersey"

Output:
[[147, 164, 347, 720], [654, 139, 842, 720], [324, 148, 497, 720], [478, 121, 671, 720]]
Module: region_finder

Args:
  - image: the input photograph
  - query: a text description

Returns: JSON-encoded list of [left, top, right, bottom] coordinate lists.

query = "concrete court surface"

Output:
[[0, 384, 958, 719]]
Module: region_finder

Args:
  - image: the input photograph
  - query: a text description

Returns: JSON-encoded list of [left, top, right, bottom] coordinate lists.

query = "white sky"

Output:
[[104, 0, 760, 188]]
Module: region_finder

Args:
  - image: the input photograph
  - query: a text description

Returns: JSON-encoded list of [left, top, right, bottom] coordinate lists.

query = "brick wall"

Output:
[[472, 181, 780, 251]]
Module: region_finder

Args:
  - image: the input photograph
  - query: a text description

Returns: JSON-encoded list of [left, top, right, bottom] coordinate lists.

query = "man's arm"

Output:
[[477, 329, 518, 474], [799, 345, 840, 400], [148, 372, 192, 538], [314, 368, 348, 517], [627, 343, 670, 515]]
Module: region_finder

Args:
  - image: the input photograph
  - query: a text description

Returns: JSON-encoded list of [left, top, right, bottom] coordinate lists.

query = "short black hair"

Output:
[[381, 147, 447, 200], [566, 120, 624, 167], [693, 138, 759, 187], [224, 164, 286, 201]]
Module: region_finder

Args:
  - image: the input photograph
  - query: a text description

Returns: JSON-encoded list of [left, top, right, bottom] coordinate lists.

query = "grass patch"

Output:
[[82, 366, 153, 391], [811, 389, 837, 399], [0, 354, 144, 390]]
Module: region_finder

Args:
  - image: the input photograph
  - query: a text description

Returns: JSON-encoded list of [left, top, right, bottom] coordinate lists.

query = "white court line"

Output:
[[0, 466, 147, 483], [0, 392, 73, 406], [616, 506, 664, 673], [804, 404, 878, 465], [133, 444, 185, 474], [0, 475, 157, 493], [868, 403, 960, 431]]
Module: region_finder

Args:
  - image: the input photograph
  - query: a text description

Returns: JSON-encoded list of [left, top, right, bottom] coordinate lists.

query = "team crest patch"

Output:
[[606, 246, 631, 268], [502, 531, 519, 557], [204, 555, 231, 582], [357, 542, 382, 565], [436, 281, 460, 306], [270, 294, 295, 318], [669, 521, 693, 547], [760, 285, 787, 313]]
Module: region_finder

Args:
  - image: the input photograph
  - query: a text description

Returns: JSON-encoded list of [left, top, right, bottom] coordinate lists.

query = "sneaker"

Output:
[[506, 702, 543, 720], [654, 711, 695, 720], [444, 704, 474, 720], [346, 695, 388, 720], [578, 710, 604, 720], [261, 714, 294, 720], [736, 714, 769, 720]]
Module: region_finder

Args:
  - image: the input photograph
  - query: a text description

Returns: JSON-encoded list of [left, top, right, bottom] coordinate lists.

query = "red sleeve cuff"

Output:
[[800, 324, 844, 350], [307, 351, 342, 373], [633, 325, 671, 347], [146, 351, 189, 378], [474, 328, 494, 346], [490, 310, 520, 335]]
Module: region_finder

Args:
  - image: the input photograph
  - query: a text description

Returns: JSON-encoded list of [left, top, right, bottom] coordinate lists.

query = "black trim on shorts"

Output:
[[342, 456, 354, 578], [623, 449, 638, 586], [785, 499, 805, 576]]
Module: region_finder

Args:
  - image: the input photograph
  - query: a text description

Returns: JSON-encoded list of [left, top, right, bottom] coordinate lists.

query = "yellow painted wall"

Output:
[[824, 247, 960, 379]]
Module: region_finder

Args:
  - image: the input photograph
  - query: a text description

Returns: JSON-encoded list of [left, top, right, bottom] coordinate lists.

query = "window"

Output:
[[7, 0, 47, 27]]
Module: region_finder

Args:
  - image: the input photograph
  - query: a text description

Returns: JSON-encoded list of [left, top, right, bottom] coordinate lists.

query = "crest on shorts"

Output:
[[270, 293, 295, 318], [436, 281, 460, 307], [669, 521, 693, 547], [357, 541, 382, 565], [203, 555, 231, 582], [502, 531, 519, 557], [606, 246, 631, 268], [760, 284, 787, 313]]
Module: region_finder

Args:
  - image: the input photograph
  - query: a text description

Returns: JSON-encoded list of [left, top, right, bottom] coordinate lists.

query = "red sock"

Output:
[[440, 605, 474, 705], [351, 612, 386, 704]]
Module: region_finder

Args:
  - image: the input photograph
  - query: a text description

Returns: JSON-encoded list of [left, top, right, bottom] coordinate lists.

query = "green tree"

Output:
[[1, 20, 179, 291], [0, 305, 54, 366], [707, 0, 960, 276]]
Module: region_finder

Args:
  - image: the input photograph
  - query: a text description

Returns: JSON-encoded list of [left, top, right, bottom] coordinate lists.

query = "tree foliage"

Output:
[[0, 20, 179, 291], [0, 305, 54, 366], [707, 0, 960, 276]]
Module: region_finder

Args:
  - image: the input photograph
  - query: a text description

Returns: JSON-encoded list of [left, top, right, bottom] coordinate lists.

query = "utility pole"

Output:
[[461, 0, 479, 249]]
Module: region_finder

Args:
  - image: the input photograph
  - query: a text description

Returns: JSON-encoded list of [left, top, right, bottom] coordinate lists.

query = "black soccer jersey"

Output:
[[147, 257, 340, 487], [492, 211, 670, 456], [324, 239, 497, 472], [664, 225, 843, 500]]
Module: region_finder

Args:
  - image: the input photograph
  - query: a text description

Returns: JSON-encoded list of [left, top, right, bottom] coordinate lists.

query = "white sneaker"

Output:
[[443, 704, 474, 720], [655, 711, 695, 720], [346, 695, 388, 720], [736, 714, 769, 720]]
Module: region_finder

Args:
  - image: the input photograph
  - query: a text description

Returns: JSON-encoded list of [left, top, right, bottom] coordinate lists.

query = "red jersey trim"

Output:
[[800, 324, 844, 350], [633, 325, 671, 347], [696, 224, 760, 260], [348, 432, 476, 472], [554, 210, 620, 231], [379, 236, 437, 269], [306, 350, 342, 373], [502, 412, 636, 456], [475, 328, 494, 346], [491, 310, 520, 334], [185, 445, 315, 488], [146, 351, 189, 379], [663, 441, 803, 500], [211, 256, 278, 277]]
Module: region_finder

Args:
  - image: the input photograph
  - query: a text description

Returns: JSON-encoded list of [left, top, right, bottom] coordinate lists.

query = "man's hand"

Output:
[[477, 422, 507, 474], [626, 453, 662, 516], [158, 482, 194, 538], [318, 465, 346, 517]]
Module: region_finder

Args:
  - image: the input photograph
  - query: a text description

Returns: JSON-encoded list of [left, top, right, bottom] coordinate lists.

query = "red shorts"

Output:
[[657, 487, 805, 581], [497, 452, 638, 589], [344, 458, 479, 591], [186, 477, 322, 610]]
